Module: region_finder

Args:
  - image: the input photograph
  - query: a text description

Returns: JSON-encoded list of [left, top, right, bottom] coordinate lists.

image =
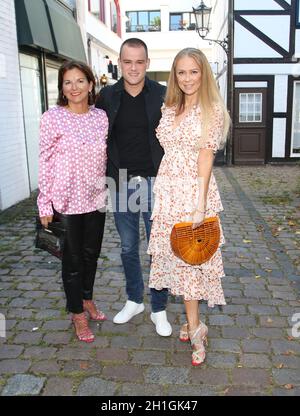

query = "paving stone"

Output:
[[209, 315, 235, 326], [13, 331, 43, 345], [167, 385, 219, 396], [236, 316, 257, 327], [8, 298, 32, 308], [231, 368, 271, 386], [0, 345, 24, 359], [76, 377, 117, 396], [145, 366, 189, 385], [241, 339, 270, 353], [252, 328, 284, 339], [142, 336, 173, 351], [209, 339, 241, 353], [272, 355, 300, 369], [43, 332, 72, 345], [42, 377, 74, 396], [16, 320, 42, 331], [102, 364, 143, 382], [272, 369, 300, 386], [42, 320, 71, 331], [56, 347, 92, 361], [35, 309, 62, 319], [272, 387, 300, 396], [0, 359, 31, 374], [189, 368, 229, 386], [1, 374, 45, 396], [110, 335, 142, 349], [259, 316, 288, 327], [239, 354, 272, 368], [271, 340, 300, 355], [23, 347, 57, 360], [118, 383, 162, 396], [131, 350, 166, 365], [95, 348, 128, 362], [62, 360, 102, 375], [222, 327, 250, 339], [223, 387, 267, 396], [205, 353, 237, 368], [30, 360, 61, 375], [248, 305, 278, 315]]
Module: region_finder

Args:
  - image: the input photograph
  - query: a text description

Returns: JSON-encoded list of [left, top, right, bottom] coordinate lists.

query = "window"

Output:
[[291, 82, 300, 155], [169, 12, 196, 31], [239, 93, 262, 123], [126, 10, 161, 32], [88, 0, 105, 23]]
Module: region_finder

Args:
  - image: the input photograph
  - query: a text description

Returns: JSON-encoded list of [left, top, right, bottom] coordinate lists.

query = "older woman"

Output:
[[37, 60, 108, 343]]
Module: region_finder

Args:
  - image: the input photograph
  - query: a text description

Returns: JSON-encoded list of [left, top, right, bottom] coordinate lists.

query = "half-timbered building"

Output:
[[233, 0, 300, 164]]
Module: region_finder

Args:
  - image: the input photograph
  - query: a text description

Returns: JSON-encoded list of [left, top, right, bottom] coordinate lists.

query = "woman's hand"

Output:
[[40, 215, 53, 228], [191, 209, 205, 229]]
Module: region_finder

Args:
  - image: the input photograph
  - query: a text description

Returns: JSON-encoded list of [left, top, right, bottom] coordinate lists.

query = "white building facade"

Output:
[[120, 0, 213, 83]]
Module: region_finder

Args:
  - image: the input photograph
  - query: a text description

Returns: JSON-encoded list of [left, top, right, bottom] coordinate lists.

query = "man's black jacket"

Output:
[[95, 76, 166, 186]]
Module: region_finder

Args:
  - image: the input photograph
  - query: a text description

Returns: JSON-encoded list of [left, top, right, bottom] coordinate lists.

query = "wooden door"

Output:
[[233, 88, 267, 164]]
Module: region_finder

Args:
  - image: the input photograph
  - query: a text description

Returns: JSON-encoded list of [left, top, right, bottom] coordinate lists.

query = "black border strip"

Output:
[[235, 14, 289, 57], [273, 112, 288, 118], [274, 0, 292, 11], [296, 0, 300, 28]]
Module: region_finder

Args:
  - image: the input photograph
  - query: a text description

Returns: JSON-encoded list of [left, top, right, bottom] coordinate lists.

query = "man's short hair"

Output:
[[120, 38, 148, 59]]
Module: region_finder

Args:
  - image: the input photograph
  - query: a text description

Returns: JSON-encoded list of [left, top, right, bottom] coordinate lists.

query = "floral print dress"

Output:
[[148, 104, 226, 307]]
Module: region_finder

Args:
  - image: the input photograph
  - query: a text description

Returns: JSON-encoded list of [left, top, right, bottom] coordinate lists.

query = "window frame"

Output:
[[88, 0, 105, 24], [125, 10, 161, 32]]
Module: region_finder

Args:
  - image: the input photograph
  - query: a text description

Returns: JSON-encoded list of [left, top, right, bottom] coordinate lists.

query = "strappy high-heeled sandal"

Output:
[[179, 323, 189, 342], [188, 323, 208, 366], [83, 300, 107, 322], [179, 321, 207, 343], [72, 312, 95, 343]]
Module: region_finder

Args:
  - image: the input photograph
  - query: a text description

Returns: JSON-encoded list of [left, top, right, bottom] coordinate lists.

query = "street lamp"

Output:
[[192, 0, 233, 166], [192, 1, 228, 54]]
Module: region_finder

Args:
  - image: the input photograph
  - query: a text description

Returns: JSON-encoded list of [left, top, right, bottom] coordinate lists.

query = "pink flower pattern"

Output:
[[37, 106, 108, 217], [148, 104, 226, 307]]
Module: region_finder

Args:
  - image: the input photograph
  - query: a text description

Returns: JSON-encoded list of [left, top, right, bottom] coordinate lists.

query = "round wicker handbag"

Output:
[[170, 217, 220, 265]]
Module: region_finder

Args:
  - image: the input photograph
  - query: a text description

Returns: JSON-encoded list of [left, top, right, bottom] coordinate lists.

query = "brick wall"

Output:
[[0, 0, 30, 211]]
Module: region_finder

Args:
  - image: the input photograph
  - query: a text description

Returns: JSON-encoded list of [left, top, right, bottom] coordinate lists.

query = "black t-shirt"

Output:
[[113, 89, 155, 177]]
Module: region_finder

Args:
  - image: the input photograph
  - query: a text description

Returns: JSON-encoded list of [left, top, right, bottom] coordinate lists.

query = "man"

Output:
[[96, 38, 171, 336]]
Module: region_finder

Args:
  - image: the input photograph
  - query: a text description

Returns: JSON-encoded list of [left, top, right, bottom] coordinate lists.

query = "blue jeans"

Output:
[[113, 176, 168, 313]]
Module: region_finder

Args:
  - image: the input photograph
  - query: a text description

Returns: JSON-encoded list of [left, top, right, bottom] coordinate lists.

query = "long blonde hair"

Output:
[[165, 48, 230, 149]]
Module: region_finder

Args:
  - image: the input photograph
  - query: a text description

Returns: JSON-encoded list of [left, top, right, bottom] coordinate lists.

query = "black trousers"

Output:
[[55, 210, 106, 314]]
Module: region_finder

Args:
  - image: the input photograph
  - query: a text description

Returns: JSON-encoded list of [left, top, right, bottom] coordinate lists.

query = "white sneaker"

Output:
[[113, 300, 145, 324], [150, 310, 172, 337]]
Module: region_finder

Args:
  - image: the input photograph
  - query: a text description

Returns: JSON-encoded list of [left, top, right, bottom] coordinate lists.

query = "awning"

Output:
[[15, 0, 55, 52], [15, 0, 86, 62]]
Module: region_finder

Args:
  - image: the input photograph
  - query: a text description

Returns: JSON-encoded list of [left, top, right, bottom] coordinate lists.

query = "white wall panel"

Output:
[[274, 75, 288, 113], [272, 118, 286, 158]]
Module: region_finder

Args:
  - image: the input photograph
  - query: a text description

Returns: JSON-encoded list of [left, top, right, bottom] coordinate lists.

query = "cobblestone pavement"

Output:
[[0, 166, 299, 396]]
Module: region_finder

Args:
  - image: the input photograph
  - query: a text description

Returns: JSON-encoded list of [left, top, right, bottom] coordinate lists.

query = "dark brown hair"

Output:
[[57, 60, 96, 106], [120, 38, 148, 59]]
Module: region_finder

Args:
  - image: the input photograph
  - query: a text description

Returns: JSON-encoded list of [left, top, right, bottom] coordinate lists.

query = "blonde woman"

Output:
[[148, 48, 230, 366]]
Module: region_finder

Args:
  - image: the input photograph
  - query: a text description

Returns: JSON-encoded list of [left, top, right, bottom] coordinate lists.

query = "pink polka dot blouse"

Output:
[[37, 105, 108, 217]]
